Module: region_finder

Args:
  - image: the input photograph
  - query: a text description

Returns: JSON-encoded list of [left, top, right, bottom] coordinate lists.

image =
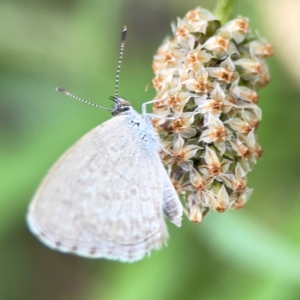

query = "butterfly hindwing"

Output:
[[27, 114, 172, 262]]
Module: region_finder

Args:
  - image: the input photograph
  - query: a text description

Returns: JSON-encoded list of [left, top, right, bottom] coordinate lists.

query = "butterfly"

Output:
[[26, 26, 183, 262]]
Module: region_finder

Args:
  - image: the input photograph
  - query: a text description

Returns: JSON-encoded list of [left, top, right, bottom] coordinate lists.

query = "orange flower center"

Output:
[[237, 19, 249, 33], [217, 37, 229, 50], [186, 11, 199, 22], [214, 127, 226, 139]]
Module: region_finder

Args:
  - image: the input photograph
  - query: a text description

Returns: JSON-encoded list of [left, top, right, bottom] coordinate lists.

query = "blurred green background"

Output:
[[1, 0, 300, 299]]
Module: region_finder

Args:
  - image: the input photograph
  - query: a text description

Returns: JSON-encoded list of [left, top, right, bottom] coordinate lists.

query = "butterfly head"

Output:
[[109, 96, 132, 116]]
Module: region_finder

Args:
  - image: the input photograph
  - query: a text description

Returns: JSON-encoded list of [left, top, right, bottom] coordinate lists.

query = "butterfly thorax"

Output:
[[109, 95, 159, 148]]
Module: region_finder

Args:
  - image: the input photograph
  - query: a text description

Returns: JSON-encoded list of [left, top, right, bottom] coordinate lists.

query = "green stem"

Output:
[[213, 0, 238, 24]]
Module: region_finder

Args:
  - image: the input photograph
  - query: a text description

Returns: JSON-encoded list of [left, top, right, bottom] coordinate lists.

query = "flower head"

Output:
[[152, 7, 273, 222]]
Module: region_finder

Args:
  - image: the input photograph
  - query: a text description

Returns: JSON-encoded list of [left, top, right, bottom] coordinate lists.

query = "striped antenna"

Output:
[[56, 87, 111, 111], [115, 26, 127, 97]]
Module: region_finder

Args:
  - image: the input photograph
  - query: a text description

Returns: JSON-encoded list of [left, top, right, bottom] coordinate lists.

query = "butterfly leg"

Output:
[[142, 99, 178, 120], [147, 113, 175, 120], [142, 99, 163, 115]]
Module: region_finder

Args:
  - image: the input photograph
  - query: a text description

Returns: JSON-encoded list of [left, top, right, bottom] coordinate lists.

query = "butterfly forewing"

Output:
[[27, 114, 170, 262]]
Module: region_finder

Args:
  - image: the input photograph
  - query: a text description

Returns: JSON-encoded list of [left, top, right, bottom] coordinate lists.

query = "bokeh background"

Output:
[[1, 0, 300, 299]]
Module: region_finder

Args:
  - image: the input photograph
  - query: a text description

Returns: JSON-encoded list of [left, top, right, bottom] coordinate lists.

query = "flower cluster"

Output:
[[151, 7, 273, 223]]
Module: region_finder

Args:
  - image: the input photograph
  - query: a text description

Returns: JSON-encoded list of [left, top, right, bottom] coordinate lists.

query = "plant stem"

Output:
[[213, 0, 238, 24]]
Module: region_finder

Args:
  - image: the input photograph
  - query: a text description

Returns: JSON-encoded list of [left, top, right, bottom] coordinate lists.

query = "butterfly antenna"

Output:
[[56, 87, 111, 111], [115, 26, 127, 97]]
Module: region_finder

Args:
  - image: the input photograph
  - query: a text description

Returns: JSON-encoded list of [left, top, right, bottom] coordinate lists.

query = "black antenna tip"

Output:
[[56, 87, 68, 94], [121, 26, 127, 45]]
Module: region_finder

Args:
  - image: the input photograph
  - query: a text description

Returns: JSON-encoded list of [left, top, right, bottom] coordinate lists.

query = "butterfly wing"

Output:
[[27, 115, 170, 262], [162, 171, 183, 227]]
